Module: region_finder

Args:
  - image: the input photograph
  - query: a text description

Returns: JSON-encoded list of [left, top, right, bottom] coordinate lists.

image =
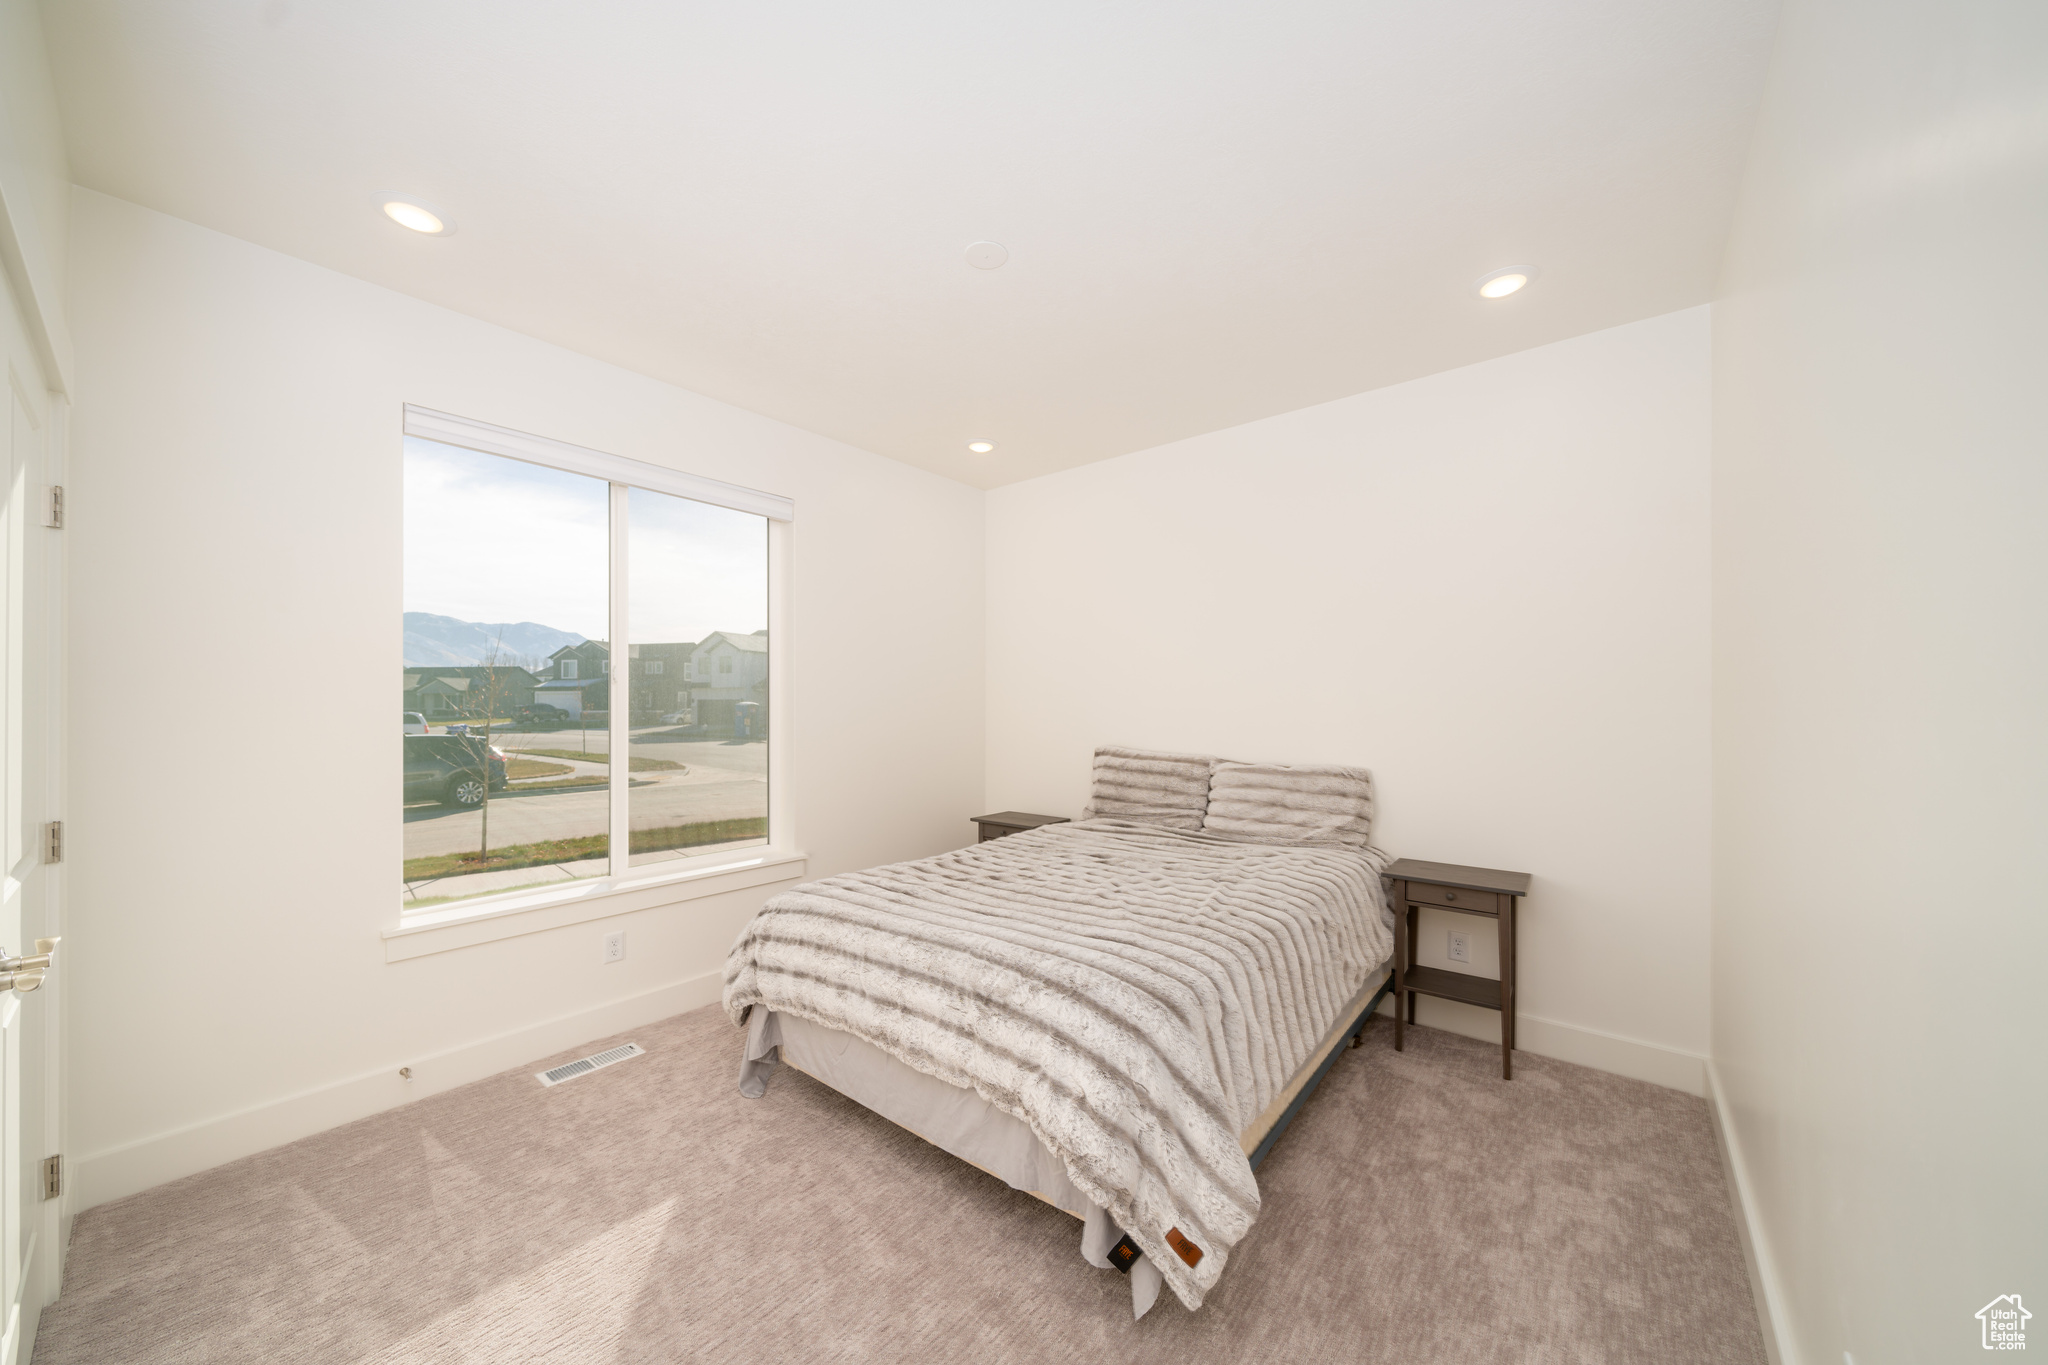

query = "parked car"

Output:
[[403, 711, 428, 735], [403, 734, 508, 807], [518, 703, 569, 724]]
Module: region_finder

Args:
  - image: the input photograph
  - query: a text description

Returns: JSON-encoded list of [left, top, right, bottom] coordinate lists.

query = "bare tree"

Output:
[[470, 631, 516, 865]]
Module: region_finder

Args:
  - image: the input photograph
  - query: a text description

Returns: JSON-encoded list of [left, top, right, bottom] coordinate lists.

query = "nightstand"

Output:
[[1385, 858, 1533, 1079], [972, 811, 1070, 843]]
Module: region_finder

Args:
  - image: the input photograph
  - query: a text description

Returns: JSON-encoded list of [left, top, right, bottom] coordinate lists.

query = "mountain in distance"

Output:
[[404, 613, 586, 667]]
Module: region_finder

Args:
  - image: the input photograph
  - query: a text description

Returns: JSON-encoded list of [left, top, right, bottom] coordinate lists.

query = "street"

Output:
[[475, 723, 769, 776], [403, 726, 768, 864]]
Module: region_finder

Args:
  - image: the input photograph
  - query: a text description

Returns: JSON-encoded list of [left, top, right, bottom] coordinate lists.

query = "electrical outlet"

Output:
[[603, 931, 626, 964], [1447, 931, 1470, 964]]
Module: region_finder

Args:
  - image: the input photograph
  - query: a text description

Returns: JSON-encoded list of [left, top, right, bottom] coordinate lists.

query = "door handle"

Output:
[[0, 938, 58, 993]]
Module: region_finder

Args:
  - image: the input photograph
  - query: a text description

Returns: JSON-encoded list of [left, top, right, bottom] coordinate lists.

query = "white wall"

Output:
[[1711, 2, 2048, 1360], [987, 306, 1712, 1090], [65, 189, 984, 1206]]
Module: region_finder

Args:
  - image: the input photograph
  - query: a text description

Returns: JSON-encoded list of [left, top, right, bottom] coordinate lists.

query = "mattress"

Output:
[[742, 963, 1392, 1318]]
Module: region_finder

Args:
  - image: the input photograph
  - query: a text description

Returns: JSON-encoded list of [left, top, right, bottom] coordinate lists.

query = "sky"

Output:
[[404, 437, 767, 645]]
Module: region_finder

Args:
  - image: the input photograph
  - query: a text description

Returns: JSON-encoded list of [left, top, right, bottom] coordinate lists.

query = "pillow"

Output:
[[1081, 745, 1216, 829], [1200, 761, 1374, 847]]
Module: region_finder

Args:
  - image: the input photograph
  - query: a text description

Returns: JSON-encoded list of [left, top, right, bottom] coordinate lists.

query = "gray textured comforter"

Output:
[[722, 818, 1393, 1310]]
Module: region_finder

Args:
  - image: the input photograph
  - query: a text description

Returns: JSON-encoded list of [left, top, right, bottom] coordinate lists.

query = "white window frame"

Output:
[[389, 405, 799, 956], [646, 660, 663, 675], [560, 659, 578, 680]]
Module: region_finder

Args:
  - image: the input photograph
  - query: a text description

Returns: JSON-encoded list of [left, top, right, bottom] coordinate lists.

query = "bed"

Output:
[[723, 748, 1393, 1317]]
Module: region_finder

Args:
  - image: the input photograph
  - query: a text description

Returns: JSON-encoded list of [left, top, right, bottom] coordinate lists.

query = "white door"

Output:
[[0, 257, 64, 1363]]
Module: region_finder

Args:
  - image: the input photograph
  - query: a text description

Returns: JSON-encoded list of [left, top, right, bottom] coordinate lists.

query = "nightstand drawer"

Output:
[[1400, 883, 1503, 915]]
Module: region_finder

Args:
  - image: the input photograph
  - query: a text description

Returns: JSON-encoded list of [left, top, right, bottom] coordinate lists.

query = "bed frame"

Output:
[[1245, 967, 1394, 1171]]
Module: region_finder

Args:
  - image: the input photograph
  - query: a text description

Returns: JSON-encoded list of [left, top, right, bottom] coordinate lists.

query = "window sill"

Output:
[[383, 849, 807, 962]]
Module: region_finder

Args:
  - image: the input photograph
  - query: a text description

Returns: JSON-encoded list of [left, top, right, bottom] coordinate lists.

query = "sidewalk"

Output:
[[399, 834, 769, 907], [401, 857, 605, 905]]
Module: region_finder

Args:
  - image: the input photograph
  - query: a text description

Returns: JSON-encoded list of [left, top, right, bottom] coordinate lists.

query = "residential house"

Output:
[[688, 630, 769, 733], [533, 641, 611, 719], [628, 642, 696, 720], [401, 666, 537, 721], [529, 640, 702, 720]]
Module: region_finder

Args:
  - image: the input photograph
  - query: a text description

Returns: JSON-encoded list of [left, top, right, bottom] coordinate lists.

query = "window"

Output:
[[402, 406, 790, 915], [628, 485, 767, 868], [720, 656, 733, 674], [404, 437, 607, 909]]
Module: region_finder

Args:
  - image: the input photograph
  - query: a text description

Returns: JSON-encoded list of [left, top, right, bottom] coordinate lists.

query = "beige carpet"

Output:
[[37, 1006, 1766, 1364]]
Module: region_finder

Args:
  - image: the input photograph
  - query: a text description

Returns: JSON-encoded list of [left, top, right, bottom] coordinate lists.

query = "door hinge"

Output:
[[43, 820, 62, 864], [41, 1155, 60, 1201], [44, 485, 63, 529]]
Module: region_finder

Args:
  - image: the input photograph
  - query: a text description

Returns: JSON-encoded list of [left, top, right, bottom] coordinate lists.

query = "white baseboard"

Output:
[[1706, 1060, 1801, 1365], [1376, 993, 1708, 1095], [74, 970, 727, 1212]]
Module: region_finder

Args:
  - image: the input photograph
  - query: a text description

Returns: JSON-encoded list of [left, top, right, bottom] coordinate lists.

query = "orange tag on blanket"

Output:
[[1165, 1227, 1203, 1268]]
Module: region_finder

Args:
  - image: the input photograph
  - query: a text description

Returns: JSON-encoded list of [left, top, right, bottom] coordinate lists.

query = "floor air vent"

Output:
[[537, 1042, 645, 1087]]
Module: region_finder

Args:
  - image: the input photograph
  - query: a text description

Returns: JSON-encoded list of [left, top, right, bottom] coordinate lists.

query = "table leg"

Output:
[[1392, 884, 1407, 1053], [1500, 896, 1516, 1080], [1405, 903, 1420, 1024]]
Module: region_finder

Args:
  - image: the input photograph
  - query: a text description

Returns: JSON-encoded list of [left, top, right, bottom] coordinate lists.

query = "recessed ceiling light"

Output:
[[381, 198, 454, 235], [966, 440, 996, 454], [964, 242, 1009, 270], [1476, 266, 1532, 299]]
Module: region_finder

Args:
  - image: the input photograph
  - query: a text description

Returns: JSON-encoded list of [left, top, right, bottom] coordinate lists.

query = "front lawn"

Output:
[[401, 816, 768, 881], [506, 748, 683, 772], [503, 758, 573, 780]]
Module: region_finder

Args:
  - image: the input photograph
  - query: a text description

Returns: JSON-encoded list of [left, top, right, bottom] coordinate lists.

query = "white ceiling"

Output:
[[42, 0, 1780, 489]]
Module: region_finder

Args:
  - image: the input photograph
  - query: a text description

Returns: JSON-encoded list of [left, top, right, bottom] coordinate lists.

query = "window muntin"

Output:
[[403, 438, 609, 908], [626, 485, 768, 869]]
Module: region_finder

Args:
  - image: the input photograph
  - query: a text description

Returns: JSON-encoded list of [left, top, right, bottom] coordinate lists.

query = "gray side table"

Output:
[[972, 811, 1070, 843], [1386, 858, 1533, 1079]]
